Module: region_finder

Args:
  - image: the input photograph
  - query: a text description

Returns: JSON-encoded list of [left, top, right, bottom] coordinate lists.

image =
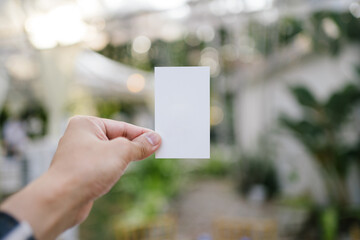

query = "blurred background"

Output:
[[0, 0, 360, 239]]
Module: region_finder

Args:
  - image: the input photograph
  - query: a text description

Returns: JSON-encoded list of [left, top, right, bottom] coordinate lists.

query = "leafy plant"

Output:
[[80, 156, 183, 240], [280, 82, 360, 205]]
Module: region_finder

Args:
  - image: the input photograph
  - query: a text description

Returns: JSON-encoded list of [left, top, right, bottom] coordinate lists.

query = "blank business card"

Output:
[[155, 66, 210, 159]]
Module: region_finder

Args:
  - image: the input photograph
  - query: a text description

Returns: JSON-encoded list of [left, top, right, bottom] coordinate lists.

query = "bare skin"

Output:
[[0, 116, 161, 240]]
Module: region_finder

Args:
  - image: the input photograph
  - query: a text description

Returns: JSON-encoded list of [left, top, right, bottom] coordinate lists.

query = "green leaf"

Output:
[[290, 86, 319, 109], [324, 84, 360, 126], [280, 115, 324, 153]]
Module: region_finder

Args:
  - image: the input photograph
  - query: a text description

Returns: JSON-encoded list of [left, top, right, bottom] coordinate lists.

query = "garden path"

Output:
[[171, 179, 277, 240]]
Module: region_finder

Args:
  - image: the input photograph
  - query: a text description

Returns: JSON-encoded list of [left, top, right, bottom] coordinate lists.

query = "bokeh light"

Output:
[[132, 36, 151, 54], [210, 105, 224, 126], [127, 74, 146, 93], [200, 47, 220, 76], [349, 2, 360, 18], [160, 23, 185, 42], [25, 4, 87, 49], [321, 18, 340, 39], [196, 25, 215, 42]]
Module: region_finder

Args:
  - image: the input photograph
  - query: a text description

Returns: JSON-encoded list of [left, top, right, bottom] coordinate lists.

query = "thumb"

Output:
[[127, 131, 162, 161]]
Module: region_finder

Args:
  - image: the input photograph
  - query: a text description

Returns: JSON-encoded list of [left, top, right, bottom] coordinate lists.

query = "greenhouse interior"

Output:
[[1, 0, 360, 239]]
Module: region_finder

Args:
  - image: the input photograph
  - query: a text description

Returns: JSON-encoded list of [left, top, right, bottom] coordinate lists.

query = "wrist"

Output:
[[0, 171, 81, 240]]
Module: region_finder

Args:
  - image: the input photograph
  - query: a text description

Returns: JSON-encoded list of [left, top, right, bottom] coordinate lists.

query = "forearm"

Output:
[[0, 171, 82, 240]]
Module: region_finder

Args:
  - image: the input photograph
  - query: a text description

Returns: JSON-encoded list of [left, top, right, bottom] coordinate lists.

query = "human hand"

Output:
[[0, 116, 161, 240]]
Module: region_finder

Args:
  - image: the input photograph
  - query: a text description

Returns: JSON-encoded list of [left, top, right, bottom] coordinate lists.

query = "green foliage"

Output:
[[278, 18, 304, 45], [249, 17, 303, 56], [248, 11, 360, 58], [235, 154, 279, 199], [324, 84, 360, 126], [302, 11, 360, 55], [98, 38, 204, 71], [0, 102, 48, 139], [80, 156, 183, 240], [280, 82, 360, 205], [117, 156, 182, 209], [290, 86, 319, 109], [97, 11, 360, 74], [95, 98, 142, 119], [320, 207, 338, 240], [310, 13, 341, 55], [95, 99, 121, 119], [191, 158, 231, 178], [279, 195, 314, 209]]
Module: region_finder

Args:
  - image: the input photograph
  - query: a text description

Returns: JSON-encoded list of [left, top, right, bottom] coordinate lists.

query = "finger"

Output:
[[130, 131, 161, 160], [99, 118, 151, 140], [111, 131, 161, 161], [70, 116, 152, 140]]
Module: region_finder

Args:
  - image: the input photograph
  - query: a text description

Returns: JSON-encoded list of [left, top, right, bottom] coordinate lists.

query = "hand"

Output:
[[0, 116, 161, 240]]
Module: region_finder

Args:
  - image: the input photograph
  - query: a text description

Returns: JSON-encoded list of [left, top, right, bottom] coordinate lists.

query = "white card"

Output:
[[155, 66, 210, 159]]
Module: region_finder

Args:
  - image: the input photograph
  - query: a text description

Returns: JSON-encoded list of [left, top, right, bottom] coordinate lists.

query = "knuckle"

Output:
[[69, 115, 86, 125], [122, 126, 128, 138]]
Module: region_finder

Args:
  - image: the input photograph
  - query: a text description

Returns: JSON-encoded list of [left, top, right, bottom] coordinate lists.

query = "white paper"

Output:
[[155, 66, 210, 159]]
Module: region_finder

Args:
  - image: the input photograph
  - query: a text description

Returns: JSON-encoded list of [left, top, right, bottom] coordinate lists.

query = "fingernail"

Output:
[[145, 132, 161, 146]]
